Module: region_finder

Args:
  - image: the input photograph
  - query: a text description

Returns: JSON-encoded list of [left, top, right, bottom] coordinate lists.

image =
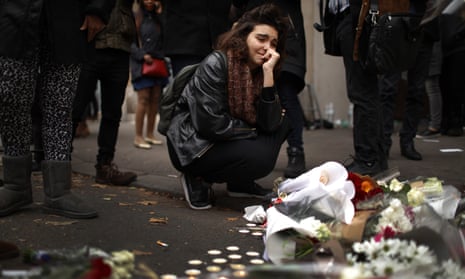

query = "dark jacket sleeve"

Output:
[[186, 52, 258, 141], [256, 87, 283, 132]]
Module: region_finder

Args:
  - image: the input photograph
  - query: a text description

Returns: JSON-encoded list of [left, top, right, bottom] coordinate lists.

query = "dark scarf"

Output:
[[227, 51, 264, 126]]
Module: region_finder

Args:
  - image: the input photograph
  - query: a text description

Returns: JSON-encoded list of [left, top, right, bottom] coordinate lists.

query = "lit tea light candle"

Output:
[[212, 258, 228, 264], [207, 249, 222, 255], [228, 254, 242, 260], [187, 259, 203, 265], [184, 269, 201, 276], [226, 246, 240, 251], [245, 251, 260, 257], [206, 265, 222, 273], [249, 258, 264, 265]]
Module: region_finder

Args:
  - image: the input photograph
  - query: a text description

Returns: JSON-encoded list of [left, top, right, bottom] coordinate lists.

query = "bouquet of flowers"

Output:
[[346, 236, 465, 278]]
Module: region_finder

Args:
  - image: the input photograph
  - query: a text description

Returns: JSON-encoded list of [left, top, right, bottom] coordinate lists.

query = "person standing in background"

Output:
[[330, 0, 388, 175], [163, 0, 233, 76], [0, 0, 115, 219], [232, 0, 308, 178], [439, 13, 465, 137], [130, 0, 169, 149], [72, 0, 138, 186], [417, 41, 443, 139], [378, 0, 431, 162]]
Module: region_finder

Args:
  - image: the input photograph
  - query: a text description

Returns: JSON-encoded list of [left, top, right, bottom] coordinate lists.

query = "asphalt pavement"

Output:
[[0, 116, 464, 278]]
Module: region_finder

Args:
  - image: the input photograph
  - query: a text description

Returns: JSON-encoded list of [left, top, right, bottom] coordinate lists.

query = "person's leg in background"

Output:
[[169, 55, 205, 76], [379, 72, 401, 159], [94, 49, 137, 186], [441, 49, 465, 137], [399, 40, 433, 160], [39, 47, 97, 219], [338, 14, 387, 175], [145, 84, 163, 145], [134, 86, 152, 149], [276, 72, 307, 178], [0, 56, 37, 217], [417, 41, 443, 138], [72, 58, 98, 141]]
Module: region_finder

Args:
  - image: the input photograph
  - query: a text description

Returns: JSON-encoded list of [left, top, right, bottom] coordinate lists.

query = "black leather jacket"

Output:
[[167, 51, 284, 167]]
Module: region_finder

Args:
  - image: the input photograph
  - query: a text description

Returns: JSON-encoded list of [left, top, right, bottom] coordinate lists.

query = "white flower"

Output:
[[347, 238, 438, 278], [435, 259, 465, 279], [298, 216, 331, 241], [375, 198, 413, 234], [389, 178, 405, 192], [407, 188, 425, 206]]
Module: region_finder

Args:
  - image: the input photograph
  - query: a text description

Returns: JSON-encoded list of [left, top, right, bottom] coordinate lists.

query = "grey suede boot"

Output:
[[0, 154, 33, 216], [42, 160, 98, 219]]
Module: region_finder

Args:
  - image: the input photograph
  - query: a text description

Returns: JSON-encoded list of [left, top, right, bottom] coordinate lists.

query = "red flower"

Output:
[[348, 172, 384, 208], [80, 258, 112, 279]]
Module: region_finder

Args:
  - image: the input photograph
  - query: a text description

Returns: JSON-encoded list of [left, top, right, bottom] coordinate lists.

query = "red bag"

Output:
[[142, 59, 169, 78]]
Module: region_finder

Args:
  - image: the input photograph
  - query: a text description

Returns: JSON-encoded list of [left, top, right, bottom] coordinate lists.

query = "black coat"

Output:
[[163, 0, 233, 57], [0, 0, 115, 64]]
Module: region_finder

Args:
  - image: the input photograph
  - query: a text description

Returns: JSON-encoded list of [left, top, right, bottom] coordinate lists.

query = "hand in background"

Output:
[[80, 15, 106, 42]]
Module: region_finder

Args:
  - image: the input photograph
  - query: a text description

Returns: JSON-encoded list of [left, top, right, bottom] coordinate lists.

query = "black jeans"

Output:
[[379, 39, 432, 151], [276, 72, 305, 149], [168, 117, 291, 187], [338, 14, 385, 164], [72, 48, 130, 164]]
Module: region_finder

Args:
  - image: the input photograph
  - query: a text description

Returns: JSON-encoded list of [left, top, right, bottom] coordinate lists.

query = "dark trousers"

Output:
[[168, 117, 291, 187], [338, 15, 386, 164], [441, 50, 465, 130], [276, 71, 305, 149], [72, 48, 129, 164], [169, 54, 205, 77], [379, 40, 432, 151]]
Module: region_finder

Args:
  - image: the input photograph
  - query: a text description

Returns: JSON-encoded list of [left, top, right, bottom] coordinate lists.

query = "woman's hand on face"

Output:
[[143, 54, 153, 64], [262, 49, 280, 72]]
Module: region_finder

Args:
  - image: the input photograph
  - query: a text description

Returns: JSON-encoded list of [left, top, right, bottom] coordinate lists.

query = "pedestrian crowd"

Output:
[[0, 0, 464, 222]]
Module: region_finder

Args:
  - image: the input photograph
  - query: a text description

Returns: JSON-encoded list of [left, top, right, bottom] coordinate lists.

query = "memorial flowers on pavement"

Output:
[[243, 160, 465, 276], [347, 237, 465, 278]]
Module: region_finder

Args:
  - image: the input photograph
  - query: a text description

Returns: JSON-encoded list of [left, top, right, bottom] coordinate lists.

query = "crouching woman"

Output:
[[166, 4, 291, 210]]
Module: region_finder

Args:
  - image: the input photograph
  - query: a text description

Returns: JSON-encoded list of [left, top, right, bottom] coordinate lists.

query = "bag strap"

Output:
[[353, 0, 371, 61]]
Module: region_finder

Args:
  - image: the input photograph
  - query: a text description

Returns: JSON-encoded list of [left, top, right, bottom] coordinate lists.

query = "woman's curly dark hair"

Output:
[[216, 3, 289, 73]]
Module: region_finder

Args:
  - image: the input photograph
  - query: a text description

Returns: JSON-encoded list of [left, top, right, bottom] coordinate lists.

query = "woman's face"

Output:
[[143, 0, 161, 12], [246, 24, 278, 70]]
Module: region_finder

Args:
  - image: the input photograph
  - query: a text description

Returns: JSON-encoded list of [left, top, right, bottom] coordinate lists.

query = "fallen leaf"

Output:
[[47, 220, 78, 226], [92, 183, 107, 189], [149, 217, 168, 224], [132, 250, 153, 256], [227, 217, 239, 222], [137, 200, 158, 206], [118, 202, 133, 206]]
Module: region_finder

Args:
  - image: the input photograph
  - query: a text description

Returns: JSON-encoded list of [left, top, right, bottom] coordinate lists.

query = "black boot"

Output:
[[0, 154, 33, 216], [0, 240, 20, 260], [42, 160, 98, 219], [284, 146, 306, 178], [400, 142, 422, 161]]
